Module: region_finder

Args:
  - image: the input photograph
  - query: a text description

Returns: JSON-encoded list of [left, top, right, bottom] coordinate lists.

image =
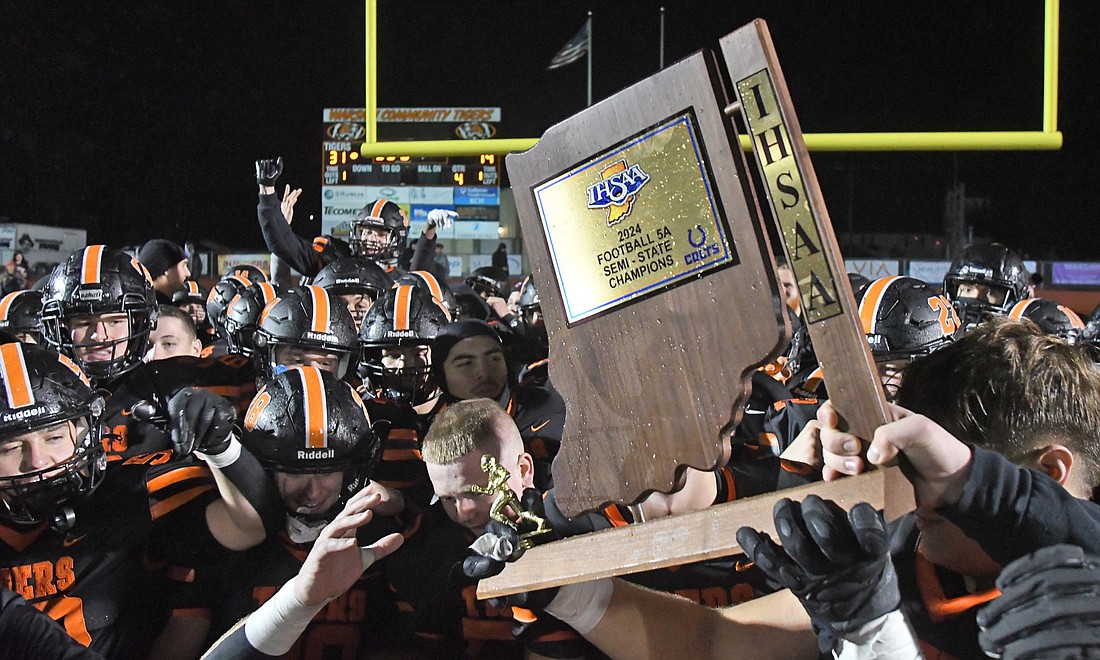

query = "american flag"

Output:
[[547, 21, 589, 70]]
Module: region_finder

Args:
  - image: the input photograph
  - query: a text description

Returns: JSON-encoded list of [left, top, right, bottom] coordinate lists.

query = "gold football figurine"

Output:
[[472, 454, 552, 548]]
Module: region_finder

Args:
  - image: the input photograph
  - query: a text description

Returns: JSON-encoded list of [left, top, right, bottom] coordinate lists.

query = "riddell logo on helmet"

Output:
[[0, 405, 47, 423], [304, 331, 337, 343], [75, 289, 104, 302], [385, 330, 415, 338], [297, 449, 335, 460], [334, 278, 362, 285]]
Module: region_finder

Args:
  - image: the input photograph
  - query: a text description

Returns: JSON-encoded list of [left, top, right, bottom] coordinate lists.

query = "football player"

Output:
[[254, 157, 448, 278], [252, 285, 358, 383], [0, 289, 43, 344], [175, 367, 410, 659], [310, 256, 393, 329], [0, 342, 271, 656], [1008, 296, 1087, 344], [943, 242, 1029, 329], [358, 284, 451, 507], [171, 278, 214, 348], [431, 319, 566, 490]]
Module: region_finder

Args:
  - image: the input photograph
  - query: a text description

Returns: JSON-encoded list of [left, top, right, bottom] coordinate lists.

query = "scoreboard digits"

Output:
[[323, 148, 498, 186]]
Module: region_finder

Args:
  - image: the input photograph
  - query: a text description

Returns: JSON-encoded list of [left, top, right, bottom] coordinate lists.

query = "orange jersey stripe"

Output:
[[858, 276, 901, 334], [147, 465, 211, 494], [300, 367, 328, 449], [81, 245, 104, 285], [1, 343, 34, 408], [150, 485, 216, 520]]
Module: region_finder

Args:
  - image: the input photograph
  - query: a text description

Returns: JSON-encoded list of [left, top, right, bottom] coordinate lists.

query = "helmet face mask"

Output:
[[944, 243, 1028, 326], [253, 286, 358, 381], [465, 267, 505, 299], [241, 367, 382, 520], [358, 285, 450, 405], [223, 283, 280, 357], [349, 200, 408, 261], [41, 247, 159, 381], [0, 343, 106, 526], [312, 257, 394, 328]]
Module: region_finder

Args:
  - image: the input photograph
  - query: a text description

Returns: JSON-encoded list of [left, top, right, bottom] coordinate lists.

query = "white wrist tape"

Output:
[[196, 435, 242, 469], [543, 578, 613, 635], [244, 576, 326, 656], [833, 610, 923, 660]]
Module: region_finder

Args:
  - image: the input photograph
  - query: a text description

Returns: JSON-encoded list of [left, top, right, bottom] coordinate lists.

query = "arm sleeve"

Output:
[[0, 588, 106, 659], [256, 193, 322, 277], [409, 233, 435, 273], [938, 445, 1100, 565]]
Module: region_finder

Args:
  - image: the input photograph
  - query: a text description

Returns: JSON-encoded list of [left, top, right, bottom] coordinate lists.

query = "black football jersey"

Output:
[[0, 453, 221, 657]]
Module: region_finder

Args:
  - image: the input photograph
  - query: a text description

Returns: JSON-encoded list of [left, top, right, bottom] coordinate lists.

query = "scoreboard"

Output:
[[320, 145, 502, 241], [324, 150, 499, 187]]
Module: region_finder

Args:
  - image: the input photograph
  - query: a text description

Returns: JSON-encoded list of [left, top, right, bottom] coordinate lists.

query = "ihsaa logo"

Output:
[[586, 159, 650, 226]]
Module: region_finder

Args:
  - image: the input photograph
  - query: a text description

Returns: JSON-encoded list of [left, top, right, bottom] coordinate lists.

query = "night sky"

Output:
[[1, 2, 1096, 259]]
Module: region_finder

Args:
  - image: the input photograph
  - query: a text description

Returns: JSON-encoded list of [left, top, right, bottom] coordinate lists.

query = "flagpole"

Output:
[[586, 11, 593, 107], [659, 6, 665, 70]]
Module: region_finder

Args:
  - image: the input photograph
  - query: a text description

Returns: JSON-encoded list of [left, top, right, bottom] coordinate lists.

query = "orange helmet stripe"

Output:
[[0, 292, 21, 322], [1061, 305, 1086, 329], [187, 281, 200, 296], [56, 353, 91, 388], [306, 286, 329, 334], [393, 285, 414, 331], [258, 282, 278, 306], [369, 199, 388, 220], [298, 367, 328, 449], [258, 297, 280, 326], [858, 276, 902, 335], [411, 271, 444, 302], [81, 245, 104, 285], [1008, 298, 1035, 320], [1, 343, 34, 409]]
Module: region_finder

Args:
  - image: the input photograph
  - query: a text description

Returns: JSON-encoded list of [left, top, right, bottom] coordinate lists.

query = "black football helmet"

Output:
[[943, 243, 1029, 326], [393, 270, 457, 318], [359, 284, 450, 405], [311, 257, 394, 327], [517, 275, 548, 349], [857, 276, 961, 362], [40, 246, 159, 380], [253, 285, 358, 381], [172, 278, 207, 307], [172, 278, 210, 330], [1008, 298, 1086, 344], [465, 266, 505, 299], [222, 264, 268, 283], [0, 342, 106, 526], [0, 290, 44, 343], [349, 200, 408, 262], [223, 282, 281, 357], [241, 366, 383, 514], [206, 275, 254, 340]]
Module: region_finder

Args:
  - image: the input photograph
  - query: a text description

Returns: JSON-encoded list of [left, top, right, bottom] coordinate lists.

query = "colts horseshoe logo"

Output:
[[688, 225, 707, 248]]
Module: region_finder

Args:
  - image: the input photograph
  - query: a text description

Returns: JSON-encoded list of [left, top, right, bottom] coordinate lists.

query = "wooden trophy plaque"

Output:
[[479, 19, 912, 599], [508, 49, 790, 518]]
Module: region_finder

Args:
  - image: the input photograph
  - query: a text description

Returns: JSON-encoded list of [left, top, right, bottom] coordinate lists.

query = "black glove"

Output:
[[977, 544, 1100, 660], [460, 487, 560, 613], [255, 157, 283, 187], [167, 388, 236, 457], [735, 495, 899, 652]]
